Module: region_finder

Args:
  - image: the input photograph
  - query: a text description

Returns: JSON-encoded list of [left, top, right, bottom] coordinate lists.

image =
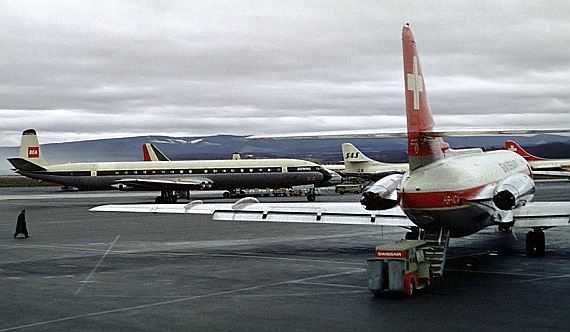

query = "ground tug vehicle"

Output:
[[367, 237, 446, 296]]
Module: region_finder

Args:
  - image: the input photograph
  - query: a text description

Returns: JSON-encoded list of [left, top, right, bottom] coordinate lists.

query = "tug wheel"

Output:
[[408, 279, 415, 296]]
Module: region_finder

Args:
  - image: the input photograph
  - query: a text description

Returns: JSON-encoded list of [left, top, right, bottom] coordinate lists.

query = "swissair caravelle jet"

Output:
[[92, 25, 570, 259], [506, 140, 570, 179], [8, 130, 340, 202]]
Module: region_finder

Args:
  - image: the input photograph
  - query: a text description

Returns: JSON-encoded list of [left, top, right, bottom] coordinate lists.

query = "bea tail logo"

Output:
[[28, 147, 39, 159]]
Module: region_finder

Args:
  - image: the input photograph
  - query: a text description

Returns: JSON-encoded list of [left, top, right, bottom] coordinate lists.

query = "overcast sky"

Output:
[[1, 1, 569, 147]]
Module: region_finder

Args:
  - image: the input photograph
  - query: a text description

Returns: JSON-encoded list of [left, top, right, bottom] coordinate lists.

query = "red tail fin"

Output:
[[402, 25, 448, 170], [142, 143, 151, 161], [505, 141, 544, 161]]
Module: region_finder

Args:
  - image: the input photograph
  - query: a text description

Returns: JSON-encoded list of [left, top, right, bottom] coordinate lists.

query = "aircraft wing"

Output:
[[512, 202, 570, 228], [529, 164, 570, 179], [248, 130, 407, 140], [91, 198, 414, 227], [532, 171, 570, 179], [114, 177, 213, 191], [247, 128, 569, 140], [90, 199, 570, 229]]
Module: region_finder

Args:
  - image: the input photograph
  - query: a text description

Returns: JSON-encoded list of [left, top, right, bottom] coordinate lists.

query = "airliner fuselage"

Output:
[[13, 159, 330, 191], [399, 149, 532, 237]]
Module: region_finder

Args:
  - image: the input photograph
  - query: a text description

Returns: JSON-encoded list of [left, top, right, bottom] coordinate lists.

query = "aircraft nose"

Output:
[[320, 168, 332, 182]]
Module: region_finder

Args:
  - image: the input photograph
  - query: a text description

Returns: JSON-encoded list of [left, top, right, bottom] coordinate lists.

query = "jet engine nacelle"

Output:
[[111, 183, 133, 191], [360, 173, 403, 210], [492, 173, 535, 210]]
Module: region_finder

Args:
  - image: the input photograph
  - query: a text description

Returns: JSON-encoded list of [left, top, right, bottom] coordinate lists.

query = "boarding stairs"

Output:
[[422, 228, 450, 277]]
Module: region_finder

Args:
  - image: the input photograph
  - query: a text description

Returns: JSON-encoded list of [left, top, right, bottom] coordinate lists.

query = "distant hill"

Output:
[[1, 133, 569, 175]]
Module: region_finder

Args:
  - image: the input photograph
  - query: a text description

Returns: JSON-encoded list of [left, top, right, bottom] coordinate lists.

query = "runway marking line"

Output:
[[5, 243, 569, 279], [2, 243, 366, 266], [162, 252, 365, 266], [1, 243, 127, 253], [73, 235, 120, 296], [0, 269, 365, 331]]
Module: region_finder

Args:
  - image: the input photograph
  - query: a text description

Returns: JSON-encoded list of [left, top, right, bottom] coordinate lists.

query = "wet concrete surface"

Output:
[[1, 181, 569, 331]]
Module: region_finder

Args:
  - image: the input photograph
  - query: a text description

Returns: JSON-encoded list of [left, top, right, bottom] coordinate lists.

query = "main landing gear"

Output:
[[306, 188, 316, 202], [526, 228, 546, 256], [498, 225, 546, 256], [155, 191, 178, 204]]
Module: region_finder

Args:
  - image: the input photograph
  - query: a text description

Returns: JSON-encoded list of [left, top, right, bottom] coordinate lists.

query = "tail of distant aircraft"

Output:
[[402, 24, 449, 170], [342, 143, 375, 164], [7, 129, 49, 171], [342, 143, 407, 180], [143, 143, 170, 161], [505, 141, 545, 161]]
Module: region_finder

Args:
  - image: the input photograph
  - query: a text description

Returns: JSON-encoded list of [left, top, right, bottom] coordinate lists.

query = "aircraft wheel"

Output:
[[525, 231, 536, 256], [536, 229, 546, 255], [526, 229, 546, 256]]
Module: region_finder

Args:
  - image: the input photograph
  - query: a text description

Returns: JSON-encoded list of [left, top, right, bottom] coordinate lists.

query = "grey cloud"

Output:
[[1, 1, 569, 147]]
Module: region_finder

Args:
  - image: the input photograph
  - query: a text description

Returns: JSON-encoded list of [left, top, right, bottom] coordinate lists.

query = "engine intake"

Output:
[[492, 173, 535, 210], [360, 173, 402, 210]]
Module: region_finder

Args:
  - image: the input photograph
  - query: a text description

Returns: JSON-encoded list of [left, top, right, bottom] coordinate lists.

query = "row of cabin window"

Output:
[[111, 168, 283, 175]]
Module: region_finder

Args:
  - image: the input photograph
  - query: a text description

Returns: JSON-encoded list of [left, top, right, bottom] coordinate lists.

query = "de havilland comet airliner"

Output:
[[8, 130, 340, 202], [92, 25, 570, 260]]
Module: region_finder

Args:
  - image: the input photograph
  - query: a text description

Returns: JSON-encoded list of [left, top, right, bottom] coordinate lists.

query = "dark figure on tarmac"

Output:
[[14, 210, 29, 238]]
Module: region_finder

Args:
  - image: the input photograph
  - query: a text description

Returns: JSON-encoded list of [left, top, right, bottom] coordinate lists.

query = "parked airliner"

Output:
[[506, 140, 570, 179], [342, 143, 408, 180], [8, 130, 340, 202], [143, 143, 170, 161], [93, 25, 570, 260]]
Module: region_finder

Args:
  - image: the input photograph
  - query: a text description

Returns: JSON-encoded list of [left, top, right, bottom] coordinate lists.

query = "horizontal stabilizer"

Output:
[[7, 158, 47, 172]]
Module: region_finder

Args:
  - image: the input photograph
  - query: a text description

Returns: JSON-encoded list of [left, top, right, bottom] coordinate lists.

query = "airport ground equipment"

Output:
[[335, 184, 362, 195], [367, 240, 436, 296]]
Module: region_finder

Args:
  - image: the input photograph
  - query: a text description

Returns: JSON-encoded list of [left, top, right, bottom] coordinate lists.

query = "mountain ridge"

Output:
[[1, 133, 569, 175]]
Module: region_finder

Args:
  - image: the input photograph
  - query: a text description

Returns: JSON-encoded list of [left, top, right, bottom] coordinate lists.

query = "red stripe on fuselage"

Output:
[[399, 185, 488, 209]]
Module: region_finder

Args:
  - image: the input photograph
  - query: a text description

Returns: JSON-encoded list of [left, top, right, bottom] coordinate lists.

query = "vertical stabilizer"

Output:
[[143, 143, 170, 161], [402, 24, 448, 170], [505, 141, 544, 161], [18, 129, 48, 166], [342, 143, 375, 164]]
